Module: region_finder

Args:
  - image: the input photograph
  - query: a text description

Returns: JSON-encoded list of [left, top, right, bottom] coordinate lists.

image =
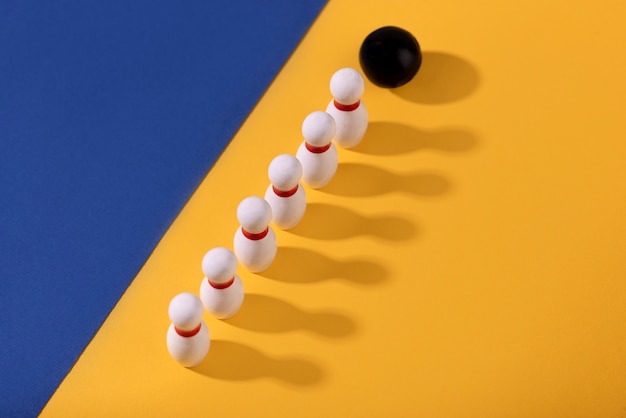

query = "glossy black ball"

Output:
[[359, 26, 422, 88]]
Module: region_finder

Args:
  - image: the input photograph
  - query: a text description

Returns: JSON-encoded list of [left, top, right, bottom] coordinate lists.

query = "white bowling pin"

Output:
[[296, 111, 338, 188], [264, 154, 306, 229], [166, 292, 210, 367], [325, 67, 368, 148], [199, 247, 244, 319], [233, 196, 277, 272]]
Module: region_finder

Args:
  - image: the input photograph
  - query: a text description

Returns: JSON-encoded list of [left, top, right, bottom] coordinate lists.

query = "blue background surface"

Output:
[[0, 1, 326, 415]]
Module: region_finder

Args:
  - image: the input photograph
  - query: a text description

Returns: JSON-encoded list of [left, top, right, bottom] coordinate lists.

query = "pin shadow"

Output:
[[292, 203, 417, 241], [354, 121, 478, 156], [259, 246, 388, 285], [392, 51, 481, 104], [226, 293, 357, 338], [193, 340, 324, 386], [321, 163, 451, 198]]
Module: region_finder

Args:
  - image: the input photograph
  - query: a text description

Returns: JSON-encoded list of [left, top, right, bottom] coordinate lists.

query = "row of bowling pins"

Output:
[[167, 67, 368, 367]]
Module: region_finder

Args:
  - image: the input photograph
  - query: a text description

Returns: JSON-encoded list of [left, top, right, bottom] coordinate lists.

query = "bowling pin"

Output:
[[166, 292, 210, 367], [264, 154, 306, 229], [233, 196, 277, 272], [199, 247, 244, 319], [296, 111, 338, 188], [325, 67, 368, 148]]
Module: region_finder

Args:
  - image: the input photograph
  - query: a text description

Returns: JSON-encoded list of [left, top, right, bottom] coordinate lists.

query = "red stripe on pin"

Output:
[[175, 324, 201, 337], [208, 276, 235, 289], [242, 227, 269, 240], [273, 184, 298, 198], [305, 142, 331, 154], [334, 99, 360, 111]]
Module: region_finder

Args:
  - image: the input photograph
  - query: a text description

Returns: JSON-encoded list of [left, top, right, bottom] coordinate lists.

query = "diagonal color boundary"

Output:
[[0, 1, 327, 416]]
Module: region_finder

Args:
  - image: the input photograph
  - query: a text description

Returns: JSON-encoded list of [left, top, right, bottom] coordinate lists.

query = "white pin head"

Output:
[[237, 196, 272, 234], [202, 247, 237, 284], [168, 292, 203, 331], [330, 68, 365, 105], [268, 154, 302, 191], [302, 111, 336, 147]]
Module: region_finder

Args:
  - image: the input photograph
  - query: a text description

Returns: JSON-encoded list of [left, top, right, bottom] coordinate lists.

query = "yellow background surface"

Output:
[[43, 0, 626, 416]]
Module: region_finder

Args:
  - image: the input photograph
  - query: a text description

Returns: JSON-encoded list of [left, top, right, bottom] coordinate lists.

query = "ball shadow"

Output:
[[193, 340, 324, 386], [259, 246, 388, 285], [226, 293, 357, 338], [322, 163, 451, 198], [392, 51, 480, 104], [292, 203, 417, 241], [355, 121, 478, 156]]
